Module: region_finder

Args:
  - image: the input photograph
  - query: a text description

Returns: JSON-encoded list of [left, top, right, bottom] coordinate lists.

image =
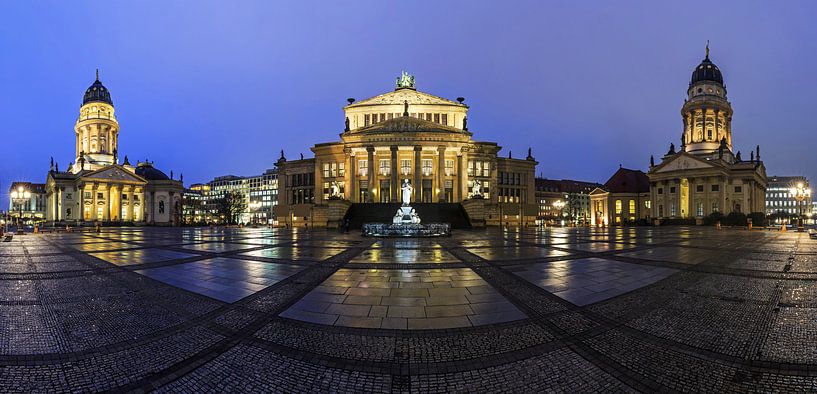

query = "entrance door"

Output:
[[680, 178, 689, 218], [422, 180, 433, 203], [359, 180, 368, 202], [379, 180, 390, 203]]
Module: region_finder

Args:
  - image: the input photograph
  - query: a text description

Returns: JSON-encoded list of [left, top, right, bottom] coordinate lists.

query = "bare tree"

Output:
[[216, 191, 246, 225]]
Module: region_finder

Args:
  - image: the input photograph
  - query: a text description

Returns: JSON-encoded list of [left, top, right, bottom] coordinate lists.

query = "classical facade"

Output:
[[44, 71, 183, 225], [648, 47, 767, 220], [275, 73, 538, 227]]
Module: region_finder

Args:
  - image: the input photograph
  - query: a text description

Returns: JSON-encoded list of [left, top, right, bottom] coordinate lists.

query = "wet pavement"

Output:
[[2, 226, 817, 392]]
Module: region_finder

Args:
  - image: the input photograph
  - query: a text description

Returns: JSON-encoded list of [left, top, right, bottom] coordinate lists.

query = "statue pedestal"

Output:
[[393, 206, 421, 224]]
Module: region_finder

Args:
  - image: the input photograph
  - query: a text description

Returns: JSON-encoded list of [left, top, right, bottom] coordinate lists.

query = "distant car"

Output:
[[809, 229, 817, 239]]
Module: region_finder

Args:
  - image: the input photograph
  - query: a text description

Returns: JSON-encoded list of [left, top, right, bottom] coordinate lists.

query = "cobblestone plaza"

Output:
[[2, 226, 817, 392]]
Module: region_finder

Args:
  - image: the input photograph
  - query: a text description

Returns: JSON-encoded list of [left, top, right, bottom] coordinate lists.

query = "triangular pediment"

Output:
[[653, 153, 717, 173], [80, 165, 147, 184], [347, 88, 464, 107], [589, 187, 609, 196]]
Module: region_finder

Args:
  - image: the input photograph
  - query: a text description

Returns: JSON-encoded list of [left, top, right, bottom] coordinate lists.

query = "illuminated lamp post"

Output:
[[552, 200, 565, 227], [10, 186, 31, 234], [790, 183, 811, 232]]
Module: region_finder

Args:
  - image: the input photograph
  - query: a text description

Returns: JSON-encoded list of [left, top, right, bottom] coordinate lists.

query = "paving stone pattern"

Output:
[[2, 226, 817, 392]]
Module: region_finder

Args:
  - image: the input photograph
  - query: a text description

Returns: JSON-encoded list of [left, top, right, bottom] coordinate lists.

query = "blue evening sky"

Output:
[[1, 1, 816, 208]]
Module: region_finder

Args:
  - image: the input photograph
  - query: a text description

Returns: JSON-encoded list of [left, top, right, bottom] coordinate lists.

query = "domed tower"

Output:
[[73, 69, 119, 172], [681, 44, 733, 157]]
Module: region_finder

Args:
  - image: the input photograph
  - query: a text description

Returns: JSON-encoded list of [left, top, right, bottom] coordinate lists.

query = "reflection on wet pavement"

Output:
[[137, 257, 304, 302], [91, 249, 197, 266], [281, 268, 525, 329], [508, 257, 678, 305]]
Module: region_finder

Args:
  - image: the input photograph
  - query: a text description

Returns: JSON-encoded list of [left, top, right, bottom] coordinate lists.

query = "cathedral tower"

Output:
[[681, 44, 733, 156], [73, 69, 119, 172]]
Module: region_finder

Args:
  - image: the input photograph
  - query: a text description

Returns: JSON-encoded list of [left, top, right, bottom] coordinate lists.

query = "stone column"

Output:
[[682, 115, 688, 144], [714, 109, 720, 142], [347, 150, 356, 203], [151, 191, 156, 224], [460, 149, 469, 201], [390, 146, 398, 202], [366, 146, 375, 203], [413, 146, 422, 202], [437, 146, 446, 202], [456, 154, 464, 202], [690, 111, 696, 142]]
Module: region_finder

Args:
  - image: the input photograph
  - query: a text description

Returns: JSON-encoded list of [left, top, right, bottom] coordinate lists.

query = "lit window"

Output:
[[629, 200, 635, 214], [615, 200, 622, 214], [358, 160, 368, 177], [379, 159, 390, 176], [422, 159, 433, 176]]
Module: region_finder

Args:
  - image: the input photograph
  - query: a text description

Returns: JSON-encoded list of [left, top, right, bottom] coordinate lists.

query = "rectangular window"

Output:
[[658, 205, 664, 217], [379, 159, 390, 176], [422, 159, 433, 176], [434, 113, 440, 123], [657, 188, 663, 195], [97, 192, 104, 200], [84, 191, 92, 199], [426, 113, 433, 121], [670, 187, 676, 194], [441, 114, 448, 125], [615, 200, 622, 214], [697, 202, 704, 216], [629, 200, 635, 214], [670, 203, 677, 216], [322, 163, 330, 178], [483, 162, 491, 177], [338, 162, 345, 177], [445, 159, 454, 176], [121, 194, 128, 200], [711, 184, 719, 192], [400, 159, 411, 175], [696, 185, 704, 192], [364, 114, 370, 126], [467, 161, 474, 177], [380, 113, 386, 122], [645, 200, 651, 209], [734, 186, 742, 193], [358, 160, 368, 177]]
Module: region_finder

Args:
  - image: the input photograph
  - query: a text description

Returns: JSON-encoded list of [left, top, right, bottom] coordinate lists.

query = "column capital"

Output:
[[414, 145, 422, 152], [390, 145, 399, 152], [366, 145, 375, 153]]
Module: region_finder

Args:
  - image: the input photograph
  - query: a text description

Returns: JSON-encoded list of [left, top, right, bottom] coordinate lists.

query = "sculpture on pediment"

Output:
[[396, 71, 415, 89]]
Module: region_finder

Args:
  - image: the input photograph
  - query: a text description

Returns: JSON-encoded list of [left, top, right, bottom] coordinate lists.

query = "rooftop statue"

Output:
[[396, 71, 415, 89]]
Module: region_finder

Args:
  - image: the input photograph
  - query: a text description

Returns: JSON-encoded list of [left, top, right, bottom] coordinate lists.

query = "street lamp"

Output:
[[10, 186, 31, 234], [552, 200, 565, 227], [789, 182, 811, 232]]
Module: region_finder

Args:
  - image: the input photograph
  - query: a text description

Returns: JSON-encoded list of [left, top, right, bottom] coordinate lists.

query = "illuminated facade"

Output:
[[590, 168, 651, 227], [275, 73, 538, 227], [7, 182, 47, 222], [648, 46, 767, 220], [765, 176, 811, 216], [44, 71, 183, 225]]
